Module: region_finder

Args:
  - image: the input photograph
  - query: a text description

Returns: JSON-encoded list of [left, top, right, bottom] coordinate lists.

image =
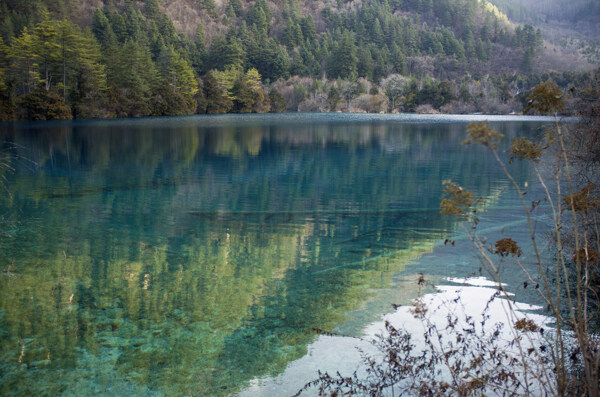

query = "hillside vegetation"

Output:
[[0, 0, 596, 120]]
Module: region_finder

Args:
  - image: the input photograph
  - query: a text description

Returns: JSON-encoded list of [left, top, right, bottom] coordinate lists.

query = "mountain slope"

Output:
[[0, 0, 596, 120]]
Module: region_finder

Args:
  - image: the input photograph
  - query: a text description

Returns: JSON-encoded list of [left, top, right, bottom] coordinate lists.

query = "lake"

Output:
[[0, 113, 553, 396]]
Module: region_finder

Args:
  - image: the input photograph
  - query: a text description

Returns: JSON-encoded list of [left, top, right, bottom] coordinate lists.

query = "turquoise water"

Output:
[[0, 114, 550, 396]]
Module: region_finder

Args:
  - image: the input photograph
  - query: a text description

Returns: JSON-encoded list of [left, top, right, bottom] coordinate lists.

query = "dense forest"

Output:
[[0, 0, 597, 120]]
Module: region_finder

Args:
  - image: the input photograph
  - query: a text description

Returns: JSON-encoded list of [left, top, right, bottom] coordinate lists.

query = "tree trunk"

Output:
[[62, 40, 66, 100], [45, 58, 50, 91]]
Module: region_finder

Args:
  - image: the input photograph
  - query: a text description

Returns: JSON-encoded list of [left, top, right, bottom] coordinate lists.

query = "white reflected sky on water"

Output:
[[239, 276, 553, 397]]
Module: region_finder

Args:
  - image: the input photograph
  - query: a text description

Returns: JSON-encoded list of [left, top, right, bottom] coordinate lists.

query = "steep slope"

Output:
[[487, 0, 600, 68], [488, 0, 600, 28]]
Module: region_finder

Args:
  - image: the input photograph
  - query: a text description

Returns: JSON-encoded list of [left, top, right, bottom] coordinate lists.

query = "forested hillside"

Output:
[[488, 0, 600, 28], [487, 0, 600, 66], [0, 0, 597, 120]]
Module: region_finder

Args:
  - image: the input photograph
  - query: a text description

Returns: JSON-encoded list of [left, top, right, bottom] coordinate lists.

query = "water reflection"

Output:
[[0, 114, 543, 395]]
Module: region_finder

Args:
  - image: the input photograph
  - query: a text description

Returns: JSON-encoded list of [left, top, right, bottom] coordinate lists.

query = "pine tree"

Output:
[[0, 35, 7, 93], [191, 22, 207, 74], [33, 12, 60, 91], [232, 68, 266, 112], [107, 40, 159, 116], [203, 70, 233, 113], [328, 31, 357, 79], [158, 46, 198, 97], [208, 33, 245, 70], [8, 27, 40, 94], [357, 46, 373, 80], [211, 66, 239, 103], [268, 89, 286, 112], [92, 9, 116, 49], [228, 0, 244, 17]]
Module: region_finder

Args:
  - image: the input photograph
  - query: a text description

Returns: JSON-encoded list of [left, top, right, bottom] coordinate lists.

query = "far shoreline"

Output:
[[0, 112, 564, 128]]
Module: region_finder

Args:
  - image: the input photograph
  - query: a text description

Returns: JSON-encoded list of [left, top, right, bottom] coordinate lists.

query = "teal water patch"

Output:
[[0, 114, 550, 396]]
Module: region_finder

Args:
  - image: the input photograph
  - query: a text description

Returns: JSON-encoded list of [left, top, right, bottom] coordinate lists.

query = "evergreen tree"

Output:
[[7, 27, 40, 94], [201, 0, 218, 19], [372, 19, 384, 46], [203, 70, 233, 113], [521, 47, 534, 73], [0, 35, 7, 93], [268, 89, 286, 112], [91, 9, 116, 49], [106, 40, 159, 117], [228, 0, 244, 17], [247, 4, 268, 38], [327, 31, 357, 79], [209, 33, 245, 70], [232, 68, 267, 113], [390, 43, 407, 75], [33, 12, 60, 90], [144, 0, 161, 20], [191, 22, 207, 74], [476, 38, 487, 61], [109, 12, 127, 43], [300, 15, 317, 44], [357, 46, 373, 80], [158, 45, 198, 97]]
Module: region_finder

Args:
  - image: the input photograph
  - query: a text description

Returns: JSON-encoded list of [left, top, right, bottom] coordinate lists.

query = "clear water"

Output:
[[0, 114, 552, 396]]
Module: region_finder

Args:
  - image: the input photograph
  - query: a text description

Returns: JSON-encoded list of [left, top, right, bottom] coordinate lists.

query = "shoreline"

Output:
[[0, 112, 562, 127]]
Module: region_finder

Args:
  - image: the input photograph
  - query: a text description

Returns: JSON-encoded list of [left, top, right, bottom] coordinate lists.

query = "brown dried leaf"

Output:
[[563, 183, 600, 213], [509, 137, 542, 162], [514, 318, 538, 332], [494, 238, 522, 257], [525, 81, 565, 115], [440, 180, 474, 216], [464, 121, 504, 149]]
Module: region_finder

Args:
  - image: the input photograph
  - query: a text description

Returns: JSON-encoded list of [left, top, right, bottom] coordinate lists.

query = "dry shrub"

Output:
[[415, 104, 439, 114], [298, 93, 327, 112]]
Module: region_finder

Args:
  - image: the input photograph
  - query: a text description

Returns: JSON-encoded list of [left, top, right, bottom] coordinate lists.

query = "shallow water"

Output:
[[0, 113, 552, 396]]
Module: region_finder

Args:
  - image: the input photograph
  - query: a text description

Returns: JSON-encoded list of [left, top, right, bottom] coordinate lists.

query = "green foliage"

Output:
[[150, 82, 196, 116], [232, 68, 268, 113], [91, 9, 116, 49], [209, 33, 245, 70], [228, 0, 244, 17], [158, 45, 198, 97], [268, 89, 286, 112], [327, 31, 357, 79], [7, 26, 40, 94], [247, 37, 290, 82], [17, 88, 71, 119], [202, 71, 233, 114], [327, 84, 340, 111], [0, 0, 593, 120], [32, 12, 60, 90]]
